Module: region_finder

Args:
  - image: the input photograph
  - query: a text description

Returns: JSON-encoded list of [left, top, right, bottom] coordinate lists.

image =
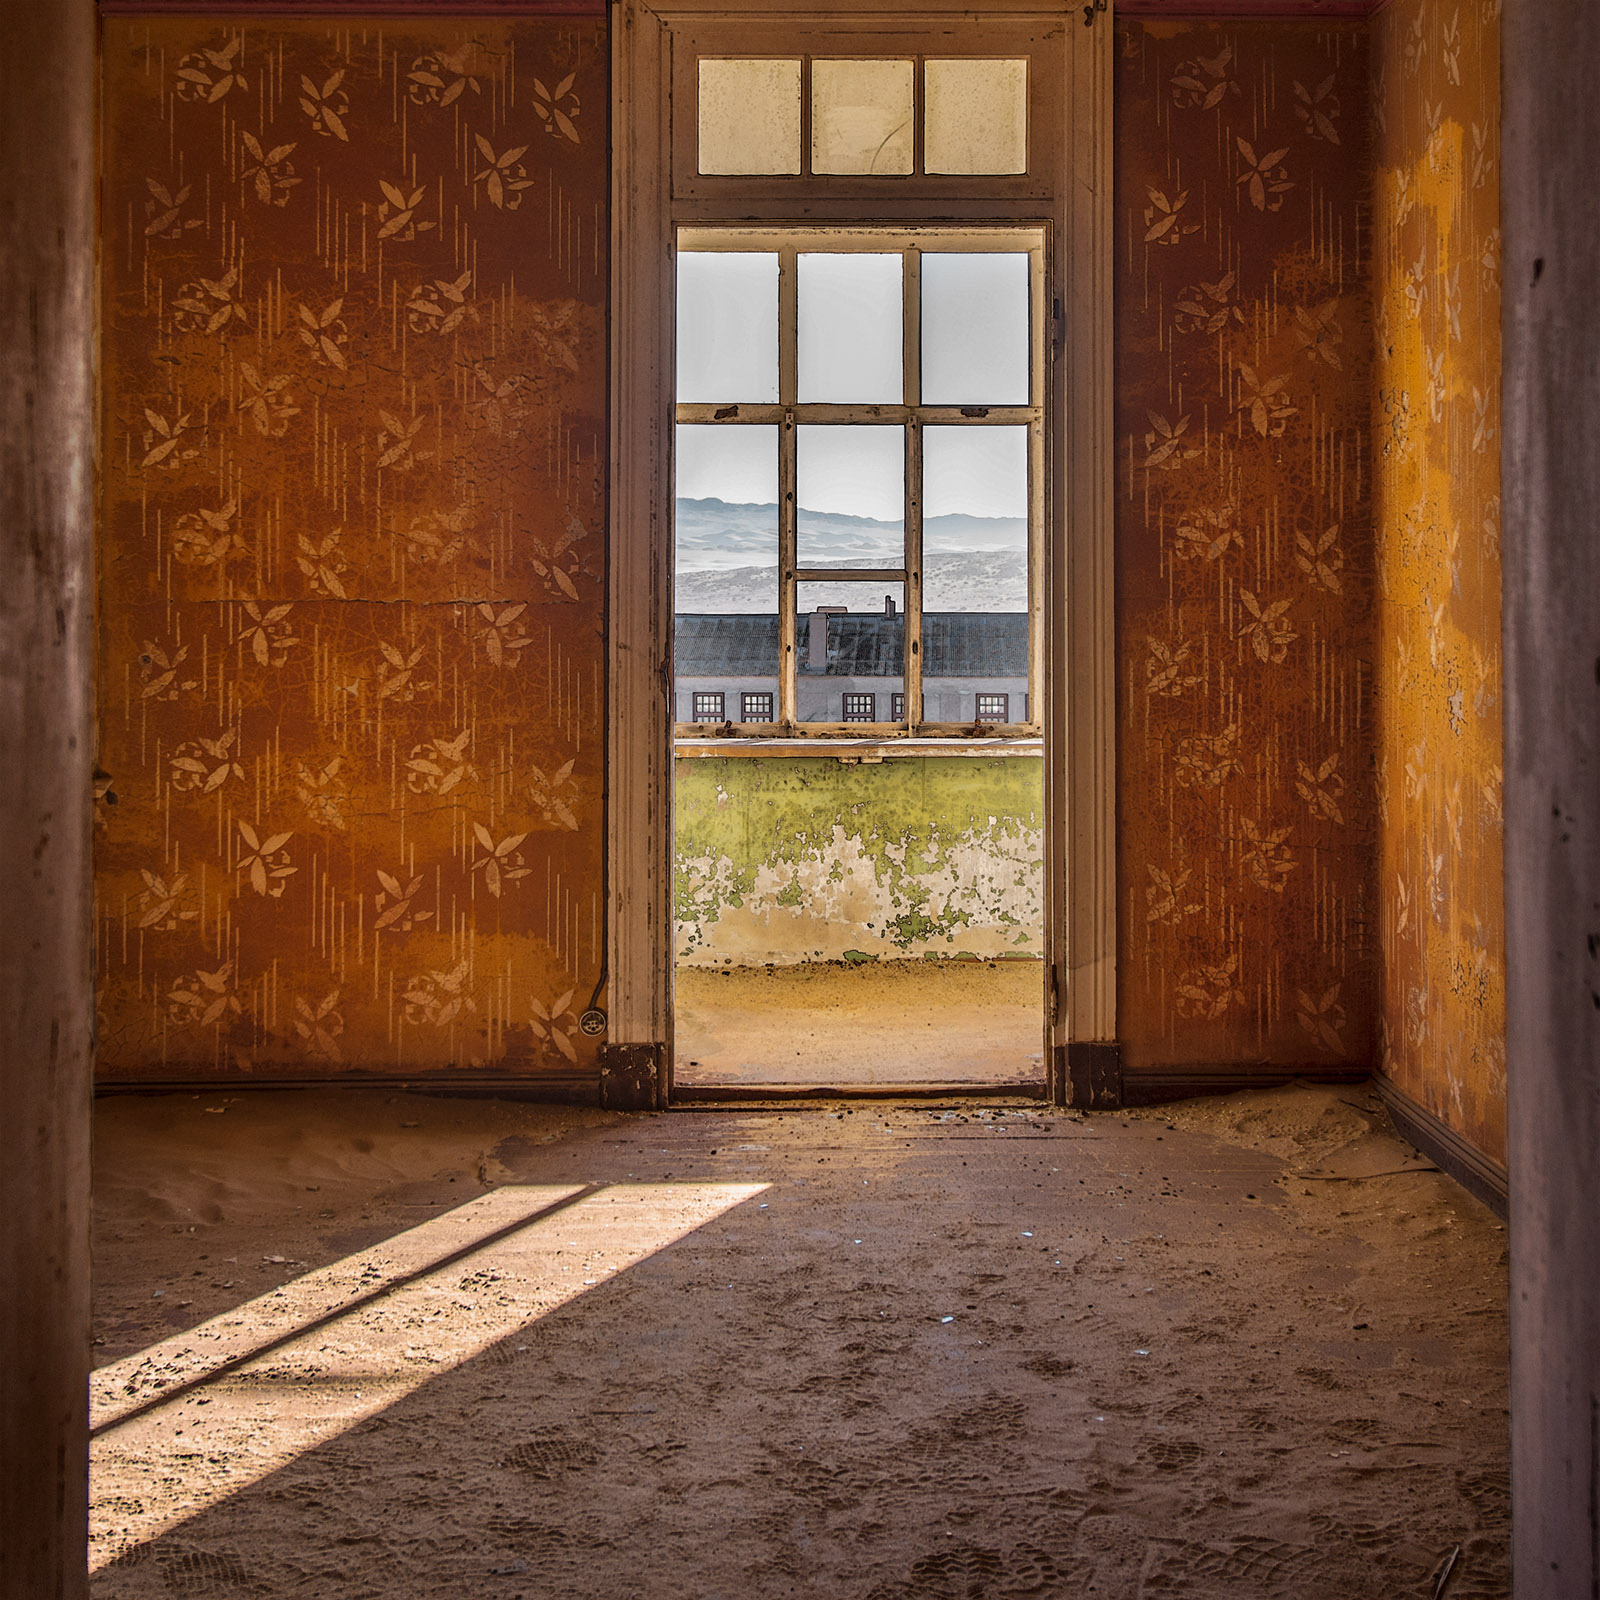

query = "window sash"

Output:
[[675, 225, 1043, 737]]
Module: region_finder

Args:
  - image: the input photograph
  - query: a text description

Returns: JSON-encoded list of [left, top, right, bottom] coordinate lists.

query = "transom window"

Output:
[[673, 226, 1043, 735], [696, 57, 1028, 178]]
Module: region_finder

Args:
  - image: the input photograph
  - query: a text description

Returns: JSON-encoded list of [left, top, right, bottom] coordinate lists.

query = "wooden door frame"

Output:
[[606, 0, 1116, 1109]]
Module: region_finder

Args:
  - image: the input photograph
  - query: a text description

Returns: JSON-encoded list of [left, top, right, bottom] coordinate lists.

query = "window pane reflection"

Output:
[[924, 58, 1028, 175], [797, 425, 905, 567], [921, 253, 1030, 405], [697, 59, 801, 175], [798, 253, 903, 404], [677, 253, 779, 404], [811, 59, 914, 175], [675, 424, 779, 614], [797, 581, 904, 723]]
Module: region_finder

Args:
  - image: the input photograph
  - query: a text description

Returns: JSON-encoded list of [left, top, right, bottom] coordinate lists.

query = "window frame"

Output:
[[976, 691, 1009, 723], [673, 223, 1044, 739], [740, 690, 775, 721]]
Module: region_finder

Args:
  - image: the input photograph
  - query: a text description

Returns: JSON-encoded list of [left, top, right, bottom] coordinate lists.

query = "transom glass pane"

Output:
[[921, 253, 1030, 405], [923, 425, 1029, 613], [811, 59, 914, 175], [797, 253, 903, 404], [796, 425, 905, 567], [677, 253, 778, 403], [923, 58, 1028, 175], [697, 59, 802, 175]]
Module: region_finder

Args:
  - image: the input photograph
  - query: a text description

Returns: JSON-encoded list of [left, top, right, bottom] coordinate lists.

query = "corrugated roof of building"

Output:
[[674, 613, 1028, 677]]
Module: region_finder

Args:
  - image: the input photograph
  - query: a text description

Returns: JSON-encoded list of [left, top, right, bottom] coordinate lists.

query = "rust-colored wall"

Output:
[[1115, 19, 1378, 1074], [96, 18, 607, 1082], [1371, 0, 1505, 1167]]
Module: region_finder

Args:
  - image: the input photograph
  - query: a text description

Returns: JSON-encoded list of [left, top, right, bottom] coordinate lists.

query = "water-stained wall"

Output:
[[1371, 0, 1505, 1168], [675, 758, 1043, 966], [96, 18, 607, 1082], [1115, 19, 1378, 1075]]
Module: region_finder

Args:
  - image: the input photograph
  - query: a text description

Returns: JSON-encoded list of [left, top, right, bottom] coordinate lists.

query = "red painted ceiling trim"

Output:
[[1117, 0, 1386, 17]]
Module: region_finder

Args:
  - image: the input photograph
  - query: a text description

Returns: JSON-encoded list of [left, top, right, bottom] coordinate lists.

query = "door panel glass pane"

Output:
[[676, 424, 779, 614], [811, 59, 914, 175], [677, 253, 779, 403], [797, 581, 903, 723], [798, 253, 903, 404], [697, 59, 801, 175], [923, 425, 1028, 722], [796, 425, 905, 567], [923, 58, 1028, 175], [921, 254, 1030, 405]]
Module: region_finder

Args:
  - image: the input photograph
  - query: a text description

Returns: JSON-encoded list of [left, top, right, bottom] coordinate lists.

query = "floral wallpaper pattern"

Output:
[[96, 19, 607, 1081], [1372, 0, 1505, 1168], [1116, 19, 1378, 1074]]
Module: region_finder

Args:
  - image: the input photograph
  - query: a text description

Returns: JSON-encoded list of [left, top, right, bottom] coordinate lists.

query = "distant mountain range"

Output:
[[674, 498, 1028, 613]]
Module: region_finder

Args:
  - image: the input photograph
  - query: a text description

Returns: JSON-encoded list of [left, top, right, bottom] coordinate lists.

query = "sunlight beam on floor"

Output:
[[91, 1184, 588, 1431], [90, 1182, 768, 1570]]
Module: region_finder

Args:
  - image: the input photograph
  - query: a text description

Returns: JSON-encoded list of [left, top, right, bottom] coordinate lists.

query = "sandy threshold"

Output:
[[90, 1084, 1506, 1598], [675, 959, 1046, 1086]]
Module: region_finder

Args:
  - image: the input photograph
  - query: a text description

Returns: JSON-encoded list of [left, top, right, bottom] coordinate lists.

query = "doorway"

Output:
[[606, 6, 1116, 1108], [669, 228, 1046, 1092]]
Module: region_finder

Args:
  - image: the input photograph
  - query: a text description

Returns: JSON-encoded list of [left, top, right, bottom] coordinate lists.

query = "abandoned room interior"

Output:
[[3, 0, 1598, 1595]]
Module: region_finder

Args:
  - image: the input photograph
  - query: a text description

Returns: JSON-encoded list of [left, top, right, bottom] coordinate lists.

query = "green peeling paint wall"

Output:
[[674, 756, 1044, 966]]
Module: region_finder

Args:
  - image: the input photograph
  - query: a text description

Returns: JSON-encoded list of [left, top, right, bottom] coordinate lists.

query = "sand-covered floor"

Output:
[[675, 959, 1045, 1087], [91, 1083, 1507, 1598]]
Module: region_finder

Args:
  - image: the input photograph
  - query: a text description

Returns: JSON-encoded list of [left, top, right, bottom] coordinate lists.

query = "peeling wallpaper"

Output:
[[1115, 19, 1378, 1074], [96, 18, 608, 1081], [1372, 0, 1505, 1167], [674, 758, 1044, 966]]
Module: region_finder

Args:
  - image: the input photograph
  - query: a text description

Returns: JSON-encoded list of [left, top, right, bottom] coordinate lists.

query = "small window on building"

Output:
[[693, 691, 726, 720], [890, 692, 905, 721], [741, 691, 774, 721], [976, 692, 1008, 722], [842, 692, 876, 722]]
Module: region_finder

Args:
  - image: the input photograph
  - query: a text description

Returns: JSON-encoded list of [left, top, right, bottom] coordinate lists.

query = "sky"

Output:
[[676, 250, 1030, 521]]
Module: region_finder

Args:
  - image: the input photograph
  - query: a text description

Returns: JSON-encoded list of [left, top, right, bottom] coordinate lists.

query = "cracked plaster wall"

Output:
[[674, 758, 1044, 967]]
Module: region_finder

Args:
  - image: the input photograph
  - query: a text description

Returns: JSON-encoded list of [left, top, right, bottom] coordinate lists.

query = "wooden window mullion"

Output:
[[778, 245, 799, 728], [904, 243, 923, 731]]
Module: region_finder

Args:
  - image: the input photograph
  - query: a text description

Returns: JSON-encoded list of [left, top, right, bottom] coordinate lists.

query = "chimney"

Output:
[[884, 593, 896, 617], [808, 606, 847, 671]]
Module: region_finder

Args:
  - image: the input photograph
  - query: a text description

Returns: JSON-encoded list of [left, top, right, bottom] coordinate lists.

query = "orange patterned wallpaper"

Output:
[[1115, 19, 1378, 1075], [96, 17, 607, 1082], [1372, 0, 1505, 1167]]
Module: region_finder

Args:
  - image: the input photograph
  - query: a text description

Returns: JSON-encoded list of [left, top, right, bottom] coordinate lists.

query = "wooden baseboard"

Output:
[[94, 1072, 602, 1105], [1373, 1075, 1508, 1219], [1119, 1063, 1368, 1106]]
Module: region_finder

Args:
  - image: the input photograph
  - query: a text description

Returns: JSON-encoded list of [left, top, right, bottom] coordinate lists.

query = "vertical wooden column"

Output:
[[0, 0, 96, 1588], [607, 0, 673, 1107], [1502, 1, 1600, 1593]]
